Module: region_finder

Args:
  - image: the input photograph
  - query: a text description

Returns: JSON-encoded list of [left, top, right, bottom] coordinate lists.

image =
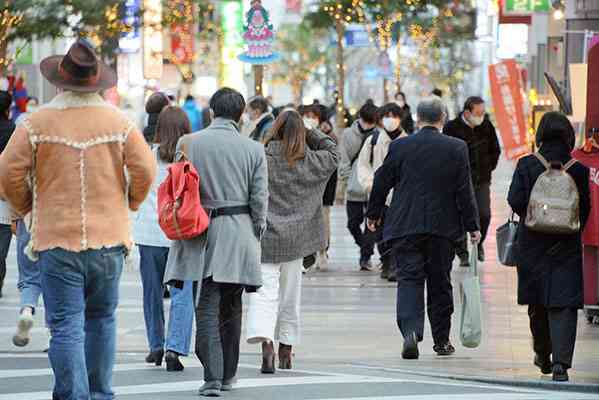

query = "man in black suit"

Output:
[[366, 97, 480, 359]]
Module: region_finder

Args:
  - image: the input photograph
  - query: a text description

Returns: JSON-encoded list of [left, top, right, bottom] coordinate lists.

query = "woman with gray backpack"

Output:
[[507, 112, 591, 382]]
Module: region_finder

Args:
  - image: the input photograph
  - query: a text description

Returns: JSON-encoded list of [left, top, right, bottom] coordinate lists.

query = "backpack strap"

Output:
[[563, 159, 577, 172], [369, 131, 380, 166], [533, 152, 551, 170]]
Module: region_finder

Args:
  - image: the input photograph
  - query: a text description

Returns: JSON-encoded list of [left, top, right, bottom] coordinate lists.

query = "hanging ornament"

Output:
[[238, 0, 280, 64]]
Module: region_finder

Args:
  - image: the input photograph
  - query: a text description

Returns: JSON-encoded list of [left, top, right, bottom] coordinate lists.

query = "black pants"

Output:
[[195, 279, 243, 383], [394, 235, 455, 346], [0, 224, 12, 294], [456, 182, 491, 257], [346, 201, 376, 262], [528, 305, 578, 368]]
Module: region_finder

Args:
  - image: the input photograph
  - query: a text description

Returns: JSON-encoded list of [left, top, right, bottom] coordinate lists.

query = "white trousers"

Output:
[[246, 259, 303, 346]]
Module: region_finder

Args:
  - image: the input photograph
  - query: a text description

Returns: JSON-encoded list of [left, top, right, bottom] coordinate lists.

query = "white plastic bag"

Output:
[[459, 245, 482, 348]]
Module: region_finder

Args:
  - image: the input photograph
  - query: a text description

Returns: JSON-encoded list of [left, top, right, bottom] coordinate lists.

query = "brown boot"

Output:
[[261, 341, 275, 374], [278, 343, 293, 370]]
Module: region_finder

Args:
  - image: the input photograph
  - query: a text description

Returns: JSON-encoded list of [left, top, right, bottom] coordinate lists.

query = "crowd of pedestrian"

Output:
[[0, 38, 592, 399]]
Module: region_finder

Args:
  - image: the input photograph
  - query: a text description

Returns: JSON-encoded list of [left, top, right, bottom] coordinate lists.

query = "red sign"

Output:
[[170, 0, 194, 64], [489, 59, 529, 160], [286, 0, 302, 12]]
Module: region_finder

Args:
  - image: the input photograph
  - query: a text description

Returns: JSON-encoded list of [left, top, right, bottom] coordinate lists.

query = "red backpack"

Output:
[[157, 152, 210, 240]]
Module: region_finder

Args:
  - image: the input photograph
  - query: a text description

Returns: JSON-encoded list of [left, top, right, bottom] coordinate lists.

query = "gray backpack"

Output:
[[525, 153, 580, 234]]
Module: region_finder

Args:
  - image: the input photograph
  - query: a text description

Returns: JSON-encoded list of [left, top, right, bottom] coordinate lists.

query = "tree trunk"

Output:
[[395, 32, 401, 93], [292, 79, 302, 105], [253, 65, 264, 96], [335, 21, 346, 130], [383, 77, 389, 103], [0, 40, 7, 77]]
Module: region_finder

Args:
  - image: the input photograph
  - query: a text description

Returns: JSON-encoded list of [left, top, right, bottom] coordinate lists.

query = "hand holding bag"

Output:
[[496, 213, 519, 267], [459, 244, 482, 348]]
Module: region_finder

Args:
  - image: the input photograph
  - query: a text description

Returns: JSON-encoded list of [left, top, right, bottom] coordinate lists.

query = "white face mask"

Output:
[[383, 117, 401, 133], [468, 115, 484, 127], [303, 117, 318, 130]]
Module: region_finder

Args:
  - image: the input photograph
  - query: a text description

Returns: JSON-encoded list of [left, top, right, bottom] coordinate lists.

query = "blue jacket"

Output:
[[183, 100, 203, 132]]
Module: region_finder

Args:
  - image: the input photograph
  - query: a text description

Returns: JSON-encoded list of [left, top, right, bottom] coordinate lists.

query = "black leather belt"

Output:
[[208, 205, 251, 218]]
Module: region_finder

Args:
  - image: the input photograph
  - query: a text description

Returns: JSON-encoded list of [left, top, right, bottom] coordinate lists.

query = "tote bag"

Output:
[[459, 245, 482, 348], [496, 213, 519, 267]]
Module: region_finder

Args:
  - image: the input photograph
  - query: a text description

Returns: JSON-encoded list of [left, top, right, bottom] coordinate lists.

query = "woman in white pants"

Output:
[[246, 109, 339, 373]]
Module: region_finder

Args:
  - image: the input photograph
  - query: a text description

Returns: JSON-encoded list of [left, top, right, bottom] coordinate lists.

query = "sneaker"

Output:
[[552, 363, 569, 382], [199, 381, 222, 397], [359, 260, 374, 271], [316, 251, 328, 271], [221, 378, 236, 392], [13, 308, 34, 347], [478, 244, 485, 262], [401, 332, 419, 360], [433, 341, 456, 356]]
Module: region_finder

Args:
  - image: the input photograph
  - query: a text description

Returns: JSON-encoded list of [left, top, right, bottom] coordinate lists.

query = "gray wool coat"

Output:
[[164, 118, 268, 291], [262, 129, 339, 264]]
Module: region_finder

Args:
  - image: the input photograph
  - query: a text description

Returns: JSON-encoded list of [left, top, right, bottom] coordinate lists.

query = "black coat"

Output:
[[367, 127, 480, 242], [323, 171, 338, 206], [401, 105, 415, 134], [443, 113, 500, 187], [0, 118, 15, 154], [508, 141, 591, 308]]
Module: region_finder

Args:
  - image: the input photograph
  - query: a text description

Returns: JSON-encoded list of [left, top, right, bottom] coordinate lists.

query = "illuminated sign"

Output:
[[143, 0, 163, 79], [503, 0, 550, 15], [220, 0, 245, 90], [120, 0, 140, 53]]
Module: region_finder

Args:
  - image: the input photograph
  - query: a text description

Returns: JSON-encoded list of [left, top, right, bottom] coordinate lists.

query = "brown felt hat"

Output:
[[40, 40, 117, 93]]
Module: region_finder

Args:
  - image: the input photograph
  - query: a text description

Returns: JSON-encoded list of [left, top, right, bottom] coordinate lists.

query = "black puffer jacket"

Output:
[[143, 113, 160, 143], [443, 113, 500, 187], [0, 118, 15, 154]]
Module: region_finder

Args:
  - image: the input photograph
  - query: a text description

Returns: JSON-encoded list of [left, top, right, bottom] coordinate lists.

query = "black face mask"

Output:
[[357, 121, 375, 135]]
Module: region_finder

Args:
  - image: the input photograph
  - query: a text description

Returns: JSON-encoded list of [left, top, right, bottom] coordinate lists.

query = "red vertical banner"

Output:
[[489, 59, 529, 159], [170, 0, 194, 64], [586, 43, 599, 133]]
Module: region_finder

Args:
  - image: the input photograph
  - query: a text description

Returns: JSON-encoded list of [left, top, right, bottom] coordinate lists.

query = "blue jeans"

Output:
[[16, 220, 43, 310], [138, 245, 194, 355], [40, 246, 124, 400]]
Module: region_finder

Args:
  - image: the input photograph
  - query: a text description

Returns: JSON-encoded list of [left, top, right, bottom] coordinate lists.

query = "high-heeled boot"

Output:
[[278, 343, 293, 370], [261, 341, 275, 374]]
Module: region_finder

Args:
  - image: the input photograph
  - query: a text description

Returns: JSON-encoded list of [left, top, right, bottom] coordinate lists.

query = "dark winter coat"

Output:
[[0, 118, 15, 154], [143, 113, 160, 142], [443, 113, 501, 187], [508, 140, 591, 308], [367, 127, 480, 242], [250, 114, 274, 142], [400, 104, 415, 134]]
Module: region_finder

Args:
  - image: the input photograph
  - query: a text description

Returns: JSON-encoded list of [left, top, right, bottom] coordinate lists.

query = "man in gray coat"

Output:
[[164, 88, 268, 397]]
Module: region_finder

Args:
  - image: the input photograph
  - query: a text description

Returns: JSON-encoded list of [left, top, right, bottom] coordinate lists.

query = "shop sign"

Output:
[[503, 0, 550, 15], [143, 0, 163, 79], [170, 0, 194, 64], [120, 0, 141, 53], [489, 59, 529, 159]]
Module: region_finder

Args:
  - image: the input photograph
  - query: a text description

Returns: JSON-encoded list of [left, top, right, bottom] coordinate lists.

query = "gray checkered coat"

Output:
[[262, 129, 339, 264]]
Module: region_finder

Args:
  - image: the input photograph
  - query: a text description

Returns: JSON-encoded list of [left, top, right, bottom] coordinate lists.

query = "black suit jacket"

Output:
[[367, 127, 480, 242]]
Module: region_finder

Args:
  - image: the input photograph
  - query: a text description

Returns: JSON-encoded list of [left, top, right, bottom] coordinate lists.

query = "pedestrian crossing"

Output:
[[0, 355, 596, 400]]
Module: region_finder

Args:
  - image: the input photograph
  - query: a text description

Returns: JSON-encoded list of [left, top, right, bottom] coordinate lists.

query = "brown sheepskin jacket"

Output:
[[0, 91, 156, 256]]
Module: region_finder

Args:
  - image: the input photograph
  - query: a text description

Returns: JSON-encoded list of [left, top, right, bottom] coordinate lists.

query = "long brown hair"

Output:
[[155, 106, 192, 162], [265, 109, 306, 166]]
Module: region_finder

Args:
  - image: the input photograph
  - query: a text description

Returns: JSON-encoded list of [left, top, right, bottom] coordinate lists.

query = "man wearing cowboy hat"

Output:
[[0, 40, 156, 399]]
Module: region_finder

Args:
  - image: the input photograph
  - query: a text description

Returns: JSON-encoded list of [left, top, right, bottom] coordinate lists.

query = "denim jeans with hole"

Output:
[[16, 220, 43, 310], [40, 246, 124, 400], [138, 245, 194, 355]]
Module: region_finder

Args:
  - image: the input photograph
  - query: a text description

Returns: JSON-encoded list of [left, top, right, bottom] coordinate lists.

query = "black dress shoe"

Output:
[[402, 332, 419, 360], [534, 354, 551, 374], [165, 351, 184, 372], [387, 273, 397, 282], [478, 244, 485, 262], [552, 364, 569, 382], [433, 342, 456, 356], [145, 349, 164, 366]]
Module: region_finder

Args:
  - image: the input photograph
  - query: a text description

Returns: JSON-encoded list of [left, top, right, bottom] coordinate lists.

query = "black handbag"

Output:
[[496, 213, 519, 267]]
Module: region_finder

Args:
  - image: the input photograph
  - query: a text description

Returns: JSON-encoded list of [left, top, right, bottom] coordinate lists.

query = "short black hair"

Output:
[[358, 100, 379, 124], [431, 88, 443, 98], [536, 111, 576, 150], [209, 87, 246, 122], [464, 96, 485, 112], [395, 92, 406, 101], [248, 96, 269, 114], [378, 103, 403, 119], [185, 94, 195, 102], [0, 91, 12, 115]]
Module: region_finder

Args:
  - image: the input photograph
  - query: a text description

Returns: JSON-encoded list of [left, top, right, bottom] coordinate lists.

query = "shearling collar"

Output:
[[44, 91, 113, 110]]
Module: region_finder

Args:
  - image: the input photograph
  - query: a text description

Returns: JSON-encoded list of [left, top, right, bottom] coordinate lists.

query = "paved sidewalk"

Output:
[[0, 158, 597, 393]]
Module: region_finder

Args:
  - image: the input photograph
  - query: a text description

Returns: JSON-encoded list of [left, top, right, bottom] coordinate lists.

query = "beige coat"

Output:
[[0, 92, 156, 256]]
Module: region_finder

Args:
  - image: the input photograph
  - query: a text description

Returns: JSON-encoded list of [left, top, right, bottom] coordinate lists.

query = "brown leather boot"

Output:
[[278, 343, 293, 370], [261, 341, 275, 374]]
